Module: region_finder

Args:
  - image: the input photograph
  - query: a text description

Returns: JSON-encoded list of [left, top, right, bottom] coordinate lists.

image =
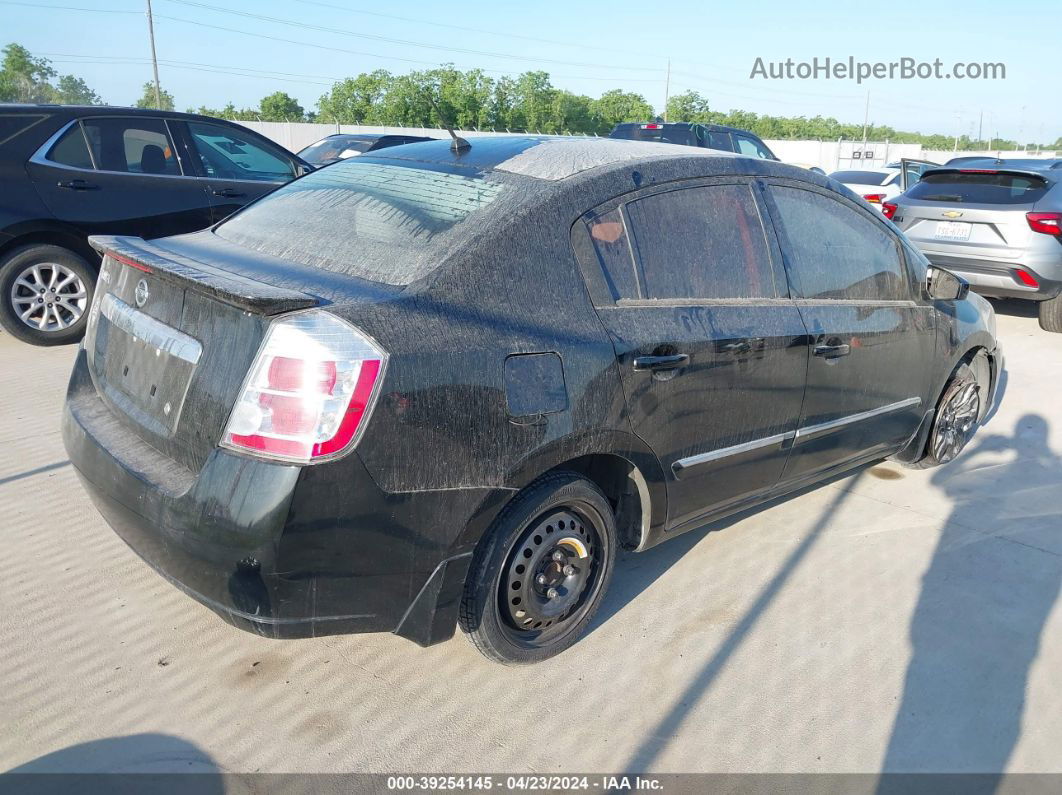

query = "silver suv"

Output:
[[887, 159, 1062, 332]]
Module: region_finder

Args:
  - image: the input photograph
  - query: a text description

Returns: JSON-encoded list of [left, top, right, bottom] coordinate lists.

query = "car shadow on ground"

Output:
[[4, 733, 223, 793], [879, 413, 1062, 785], [989, 298, 1038, 319]]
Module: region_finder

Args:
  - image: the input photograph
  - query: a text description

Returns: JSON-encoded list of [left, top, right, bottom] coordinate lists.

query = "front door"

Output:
[[762, 181, 935, 481], [573, 179, 809, 530], [26, 115, 213, 240], [178, 119, 300, 223]]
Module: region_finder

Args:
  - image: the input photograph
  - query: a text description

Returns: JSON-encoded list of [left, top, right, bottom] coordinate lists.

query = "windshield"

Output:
[[215, 158, 512, 285], [297, 136, 373, 165]]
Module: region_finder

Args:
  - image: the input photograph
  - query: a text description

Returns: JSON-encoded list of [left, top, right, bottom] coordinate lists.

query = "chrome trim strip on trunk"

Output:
[[673, 397, 923, 473], [673, 430, 797, 473], [793, 397, 922, 443], [100, 293, 203, 365]]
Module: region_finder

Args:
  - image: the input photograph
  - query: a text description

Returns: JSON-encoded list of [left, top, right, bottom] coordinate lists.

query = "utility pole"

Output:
[[977, 110, 983, 149], [860, 90, 870, 149], [146, 0, 162, 109], [663, 58, 671, 122], [953, 112, 961, 152]]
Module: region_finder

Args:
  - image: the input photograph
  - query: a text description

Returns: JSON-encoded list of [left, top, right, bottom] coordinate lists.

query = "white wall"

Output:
[[232, 121, 1060, 174]]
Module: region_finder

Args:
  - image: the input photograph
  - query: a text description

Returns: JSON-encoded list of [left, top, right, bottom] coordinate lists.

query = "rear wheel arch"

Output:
[[0, 228, 99, 271]]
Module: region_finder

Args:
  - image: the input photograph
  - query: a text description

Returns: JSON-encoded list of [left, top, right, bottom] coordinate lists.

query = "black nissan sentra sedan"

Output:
[[62, 136, 1002, 664]]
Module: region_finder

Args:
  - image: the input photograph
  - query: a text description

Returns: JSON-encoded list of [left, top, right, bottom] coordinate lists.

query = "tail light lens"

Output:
[[1014, 268, 1040, 288], [1027, 212, 1062, 236], [221, 311, 387, 464], [862, 193, 886, 204], [882, 202, 898, 220]]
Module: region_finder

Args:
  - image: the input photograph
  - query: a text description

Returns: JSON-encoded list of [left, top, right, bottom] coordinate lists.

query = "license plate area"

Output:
[[934, 221, 972, 241], [91, 294, 202, 437]]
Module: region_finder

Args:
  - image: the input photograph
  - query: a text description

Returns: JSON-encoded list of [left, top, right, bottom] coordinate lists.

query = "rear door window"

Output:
[[769, 185, 909, 301], [79, 117, 181, 175], [47, 123, 95, 169], [622, 183, 779, 300], [906, 171, 1049, 205], [706, 131, 734, 151], [187, 121, 297, 182]]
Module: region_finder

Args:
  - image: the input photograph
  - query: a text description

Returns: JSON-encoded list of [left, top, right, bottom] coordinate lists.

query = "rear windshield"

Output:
[[298, 136, 372, 165], [830, 170, 890, 186], [906, 171, 1050, 205], [611, 125, 698, 147], [215, 158, 511, 285]]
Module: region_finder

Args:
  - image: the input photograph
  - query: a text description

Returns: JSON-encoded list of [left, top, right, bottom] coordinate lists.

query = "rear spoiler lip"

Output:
[[89, 235, 320, 316], [920, 167, 1054, 184]]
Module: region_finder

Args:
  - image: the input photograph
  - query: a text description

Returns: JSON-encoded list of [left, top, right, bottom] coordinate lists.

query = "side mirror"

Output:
[[926, 266, 970, 301]]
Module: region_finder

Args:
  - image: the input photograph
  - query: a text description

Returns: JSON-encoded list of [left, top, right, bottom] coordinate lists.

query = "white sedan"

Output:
[[828, 168, 903, 214]]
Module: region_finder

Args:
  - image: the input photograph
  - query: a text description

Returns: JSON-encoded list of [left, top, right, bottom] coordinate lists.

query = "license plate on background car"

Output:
[[934, 221, 972, 241]]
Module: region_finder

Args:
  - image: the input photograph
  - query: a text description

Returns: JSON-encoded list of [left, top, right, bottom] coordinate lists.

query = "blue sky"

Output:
[[1, 0, 1054, 142]]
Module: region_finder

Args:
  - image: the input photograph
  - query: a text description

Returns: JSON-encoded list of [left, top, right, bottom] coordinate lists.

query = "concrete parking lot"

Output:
[[2, 300, 1060, 776]]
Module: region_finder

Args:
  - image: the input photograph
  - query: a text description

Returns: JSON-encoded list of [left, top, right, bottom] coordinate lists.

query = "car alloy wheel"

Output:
[[931, 380, 980, 464], [10, 262, 88, 333]]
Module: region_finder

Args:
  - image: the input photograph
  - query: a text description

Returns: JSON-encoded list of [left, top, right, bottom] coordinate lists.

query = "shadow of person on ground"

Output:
[[880, 414, 1062, 787], [4, 733, 223, 795]]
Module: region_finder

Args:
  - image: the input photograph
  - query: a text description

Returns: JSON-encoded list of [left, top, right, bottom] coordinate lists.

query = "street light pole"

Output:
[[663, 58, 671, 122], [146, 0, 162, 109]]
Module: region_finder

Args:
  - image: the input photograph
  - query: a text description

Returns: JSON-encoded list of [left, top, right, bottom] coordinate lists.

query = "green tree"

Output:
[[317, 70, 393, 124], [134, 81, 174, 110], [589, 89, 654, 132], [665, 90, 711, 123], [53, 74, 101, 105], [0, 43, 57, 102], [259, 91, 304, 121]]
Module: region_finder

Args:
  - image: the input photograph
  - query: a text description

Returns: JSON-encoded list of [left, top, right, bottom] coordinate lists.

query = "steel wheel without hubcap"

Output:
[[10, 262, 88, 333], [931, 380, 980, 464], [499, 507, 602, 648]]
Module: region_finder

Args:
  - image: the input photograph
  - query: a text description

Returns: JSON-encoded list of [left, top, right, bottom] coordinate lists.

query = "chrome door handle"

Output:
[[633, 353, 689, 371], [814, 343, 851, 359]]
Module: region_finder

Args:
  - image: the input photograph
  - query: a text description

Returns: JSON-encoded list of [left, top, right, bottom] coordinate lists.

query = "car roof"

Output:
[[612, 121, 756, 135], [941, 157, 1062, 171], [369, 134, 774, 181], [0, 103, 246, 125]]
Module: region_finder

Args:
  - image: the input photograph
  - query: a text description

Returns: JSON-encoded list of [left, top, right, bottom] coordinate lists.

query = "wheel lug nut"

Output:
[[552, 551, 565, 562], [536, 574, 547, 585], [546, 587, 559, 599], [562, 564, 575, 576]]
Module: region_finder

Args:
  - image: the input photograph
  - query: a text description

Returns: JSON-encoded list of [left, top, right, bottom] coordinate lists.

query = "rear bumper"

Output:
[[62, 348, 501, 643], [922, 251, 1062, 301]]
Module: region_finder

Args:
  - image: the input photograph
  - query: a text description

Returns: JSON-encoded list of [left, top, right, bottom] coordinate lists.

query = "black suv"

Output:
[[610, 121, 779, 160], [63, 137, 1001, 664], [0, 105, 309, 345], [297, 133, 435, 167]]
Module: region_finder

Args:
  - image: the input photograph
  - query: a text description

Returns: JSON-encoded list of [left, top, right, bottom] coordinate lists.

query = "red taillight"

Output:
[[222, 311, 387, 464], [862, 193, 886, 204], [641, 123, 662, 130], [1027, 212, 1062, 236], [1014, 269, 1040, 288], [882, 202, 898, 220]]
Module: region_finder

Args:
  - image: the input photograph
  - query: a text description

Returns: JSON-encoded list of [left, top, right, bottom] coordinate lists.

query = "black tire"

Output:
[[1038, 294, 1062, 333], [0, 244, 96, 346], [459, 472, 617, 665], [904, 363, 982, 470]]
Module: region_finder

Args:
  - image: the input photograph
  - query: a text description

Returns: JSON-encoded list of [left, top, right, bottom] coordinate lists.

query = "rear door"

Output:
[[762, 181, 934, 481], [178, 119, 302, 222], [899, 158, 940, 191], [26, 115, 213, 239], [573, 178, 809, 529]]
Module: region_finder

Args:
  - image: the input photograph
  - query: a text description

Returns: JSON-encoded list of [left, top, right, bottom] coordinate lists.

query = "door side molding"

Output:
[[794, 397, 922, 444]]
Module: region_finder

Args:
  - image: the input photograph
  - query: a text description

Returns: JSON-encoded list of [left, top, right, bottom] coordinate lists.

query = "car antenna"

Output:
[[425, 91, 470, 154]]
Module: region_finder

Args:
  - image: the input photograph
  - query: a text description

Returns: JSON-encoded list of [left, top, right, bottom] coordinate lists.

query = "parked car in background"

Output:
[[887, 160, 1062, 332], [0, 105, 309, 345], [829, 168, 903, 213], [297, 133, 436, 167], [63, 136, 1001, 665], [610, 122, 825, 174]]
